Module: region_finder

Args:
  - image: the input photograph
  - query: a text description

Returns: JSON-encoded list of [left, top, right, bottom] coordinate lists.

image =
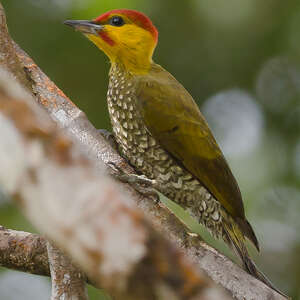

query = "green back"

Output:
[[136, 63, 245, 220]]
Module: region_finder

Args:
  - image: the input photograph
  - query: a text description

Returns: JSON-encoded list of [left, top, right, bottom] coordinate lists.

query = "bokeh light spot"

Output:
[[256, 56, 300, 115], [202, 89, 264, 158]]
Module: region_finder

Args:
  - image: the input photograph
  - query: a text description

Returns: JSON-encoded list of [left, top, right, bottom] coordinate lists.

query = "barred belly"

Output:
[[107, 65, 223, 236]]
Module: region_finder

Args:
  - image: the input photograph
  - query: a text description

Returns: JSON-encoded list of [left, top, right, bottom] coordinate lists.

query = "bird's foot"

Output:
[[187, 232, 199, 238], [99, 130, 160, 203], [182, 231, 203, 248], [97, 129, 118, 150], [107, 162, 160, 203], [133, 185, 160, 203]]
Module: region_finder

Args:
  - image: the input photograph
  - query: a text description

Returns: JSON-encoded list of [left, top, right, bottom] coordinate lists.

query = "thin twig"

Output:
[[47, 242, 88, 300]]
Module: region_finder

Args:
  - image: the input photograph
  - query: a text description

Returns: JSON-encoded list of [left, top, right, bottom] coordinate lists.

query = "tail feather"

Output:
[[222, 215, 287, 298], [236, 218, 260, 252]]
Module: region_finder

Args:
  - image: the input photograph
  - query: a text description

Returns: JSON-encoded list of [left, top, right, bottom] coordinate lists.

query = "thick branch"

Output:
[[0, 3, 287, 299], [0, 226, 49, 276], [0, 68, 226, 299]]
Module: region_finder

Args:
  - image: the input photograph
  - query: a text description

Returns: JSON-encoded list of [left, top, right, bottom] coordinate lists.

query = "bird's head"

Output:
[[64, 9, 158, 74]]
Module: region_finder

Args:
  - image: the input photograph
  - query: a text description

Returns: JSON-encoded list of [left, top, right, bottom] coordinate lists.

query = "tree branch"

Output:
[[0, 2, 287, 299], [47, 242, 88, 300], [0, 68, 228, 299], [0, 226, 95, 290], [0, 4, 31, 90], [0, 226, 49, 276]]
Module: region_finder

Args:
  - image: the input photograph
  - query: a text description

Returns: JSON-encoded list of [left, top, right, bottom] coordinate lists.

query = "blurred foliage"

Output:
[[1, 0, 300, 298]]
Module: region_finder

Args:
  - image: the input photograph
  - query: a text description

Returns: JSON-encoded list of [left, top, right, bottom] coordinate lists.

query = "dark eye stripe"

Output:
[[109, 16, 125, 27]]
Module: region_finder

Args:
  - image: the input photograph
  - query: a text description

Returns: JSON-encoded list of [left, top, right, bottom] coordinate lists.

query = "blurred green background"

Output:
[[1, 0, 300, 299]]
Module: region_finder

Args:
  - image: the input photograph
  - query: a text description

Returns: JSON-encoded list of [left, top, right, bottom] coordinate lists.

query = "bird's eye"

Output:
[[109, 16, 125, 27]]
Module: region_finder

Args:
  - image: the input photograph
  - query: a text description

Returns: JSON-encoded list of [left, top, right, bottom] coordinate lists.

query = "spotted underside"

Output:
[[106, 63, 226, 237]]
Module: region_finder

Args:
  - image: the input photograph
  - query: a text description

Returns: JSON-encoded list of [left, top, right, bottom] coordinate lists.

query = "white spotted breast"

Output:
[[106, 63, 223, 237]]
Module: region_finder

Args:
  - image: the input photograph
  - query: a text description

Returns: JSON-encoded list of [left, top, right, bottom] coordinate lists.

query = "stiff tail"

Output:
[[222, 215, 287, 298]]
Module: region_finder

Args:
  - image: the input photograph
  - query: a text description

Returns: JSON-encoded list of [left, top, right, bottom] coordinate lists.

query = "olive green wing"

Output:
[[136, 65, 245, 220]]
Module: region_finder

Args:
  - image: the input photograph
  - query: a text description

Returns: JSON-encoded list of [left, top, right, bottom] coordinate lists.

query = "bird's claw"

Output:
[[182, 231, 202, 248], [97, 129, 118, 150], [108, 162, 156, 185], [107, 162, 160, 202], [133, 185, 160, 203], [107, 161, 122, 174]]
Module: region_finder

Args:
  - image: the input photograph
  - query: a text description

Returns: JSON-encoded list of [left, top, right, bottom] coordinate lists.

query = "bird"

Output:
[[64, 9, 284, 295]]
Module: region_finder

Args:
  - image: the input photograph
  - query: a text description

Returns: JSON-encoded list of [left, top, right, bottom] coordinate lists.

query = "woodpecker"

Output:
[[64, 9, 284, 295]]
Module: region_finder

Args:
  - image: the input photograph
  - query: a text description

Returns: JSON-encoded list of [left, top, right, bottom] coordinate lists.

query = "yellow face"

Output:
[[65, 10, 158, 74]]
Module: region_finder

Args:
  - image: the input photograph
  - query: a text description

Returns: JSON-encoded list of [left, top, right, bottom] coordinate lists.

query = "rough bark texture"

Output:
[[0, 226, 49, 276], [0, 68, 227, 299], [47, 242, 88, 300], [0, 2, 288, 300], [0, 226, 93, 289], [0, 4, 31, 90]]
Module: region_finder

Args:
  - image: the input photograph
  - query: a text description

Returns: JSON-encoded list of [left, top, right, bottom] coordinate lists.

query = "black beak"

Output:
[[64, 20, 104, 35]]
